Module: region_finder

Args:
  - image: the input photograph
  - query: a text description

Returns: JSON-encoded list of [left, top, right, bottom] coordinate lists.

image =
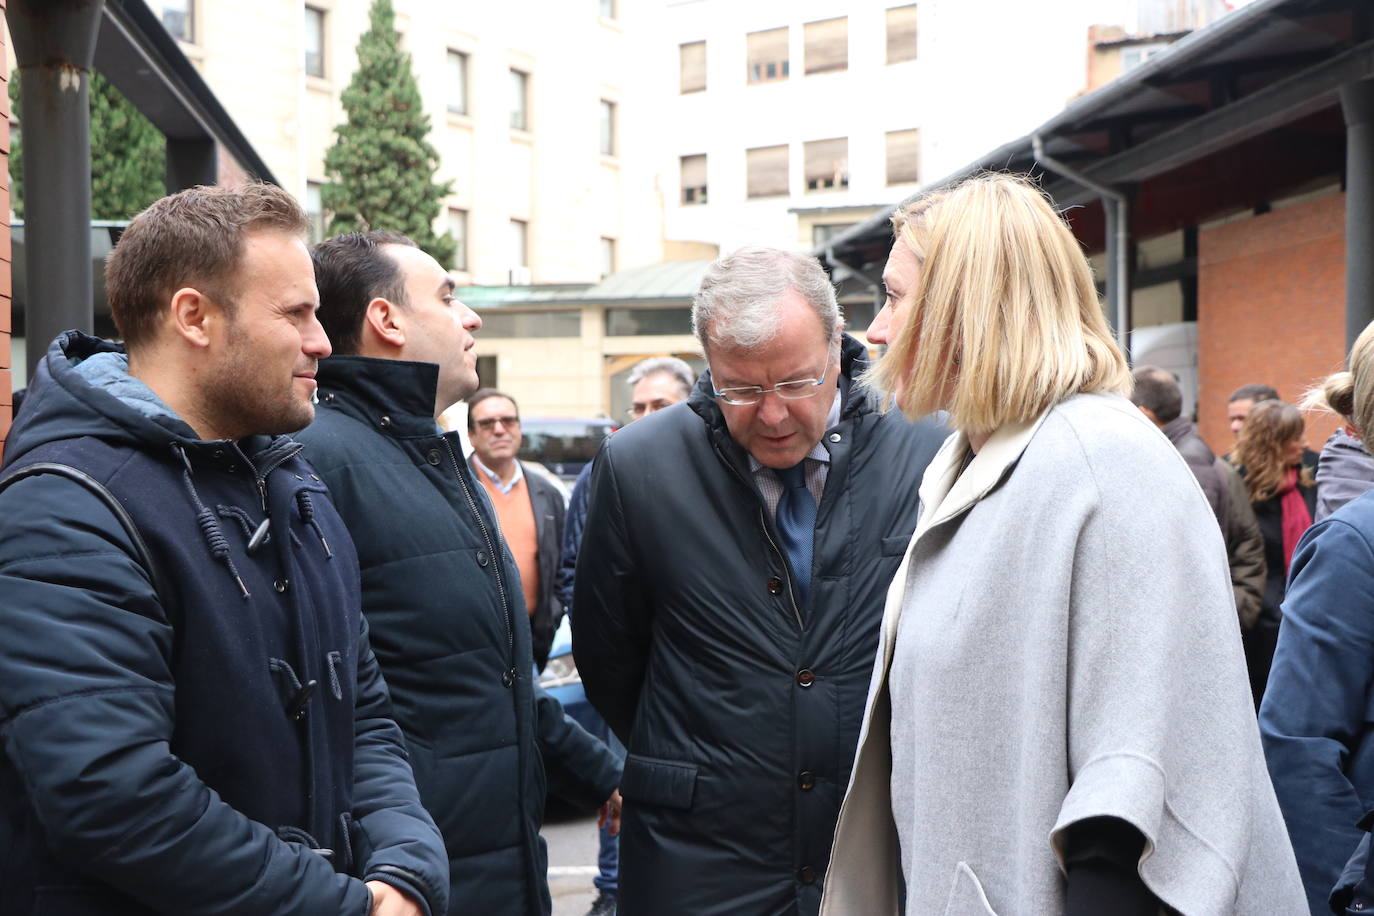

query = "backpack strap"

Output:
[[0, 462, 171, 604]]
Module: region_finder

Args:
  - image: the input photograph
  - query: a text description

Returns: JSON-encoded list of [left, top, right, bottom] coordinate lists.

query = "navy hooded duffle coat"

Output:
[[0, 332, 448, 915]]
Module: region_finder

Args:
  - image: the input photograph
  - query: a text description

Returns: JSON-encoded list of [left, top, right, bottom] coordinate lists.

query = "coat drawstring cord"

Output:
[[172, 445, 250, 598], [295, 491, 333, 558]]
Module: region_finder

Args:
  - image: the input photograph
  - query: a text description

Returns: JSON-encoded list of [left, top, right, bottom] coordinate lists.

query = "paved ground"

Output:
[[542, 807, 605, 916]]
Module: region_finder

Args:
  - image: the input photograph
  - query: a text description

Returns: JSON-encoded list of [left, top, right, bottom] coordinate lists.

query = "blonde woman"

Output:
[[820, 174, 1303, 915], [1262, 321, 1374, 914], [1303, 354, 1374, 522]]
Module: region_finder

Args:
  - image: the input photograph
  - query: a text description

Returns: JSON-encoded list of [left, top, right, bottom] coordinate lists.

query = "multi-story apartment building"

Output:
[[658, 0, 1117, 261], [145, 0, 663, 287]]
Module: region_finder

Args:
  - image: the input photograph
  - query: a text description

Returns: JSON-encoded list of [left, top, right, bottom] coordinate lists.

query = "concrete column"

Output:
[[10, 0, 104, 380], [1343, 78, 1374, 350]]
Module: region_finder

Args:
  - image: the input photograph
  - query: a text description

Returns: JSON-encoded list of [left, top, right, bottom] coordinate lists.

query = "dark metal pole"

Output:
[[10, 0, 104, 382], [1342, 78, 1374, 350], [166, 137, 217, 191]]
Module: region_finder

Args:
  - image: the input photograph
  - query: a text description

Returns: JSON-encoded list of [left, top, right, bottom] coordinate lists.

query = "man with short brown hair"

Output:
[[0, 185, 447, 916]]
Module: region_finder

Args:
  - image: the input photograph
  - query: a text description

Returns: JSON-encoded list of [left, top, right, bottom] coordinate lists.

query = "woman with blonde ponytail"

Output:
[[1303, 341, 1374, 520], [1263, 319, 1374, 912]]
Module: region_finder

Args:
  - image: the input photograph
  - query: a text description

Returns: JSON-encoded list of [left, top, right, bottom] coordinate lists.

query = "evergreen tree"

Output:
[[9, 69, 166, 221], [322, 0, 454, 264]]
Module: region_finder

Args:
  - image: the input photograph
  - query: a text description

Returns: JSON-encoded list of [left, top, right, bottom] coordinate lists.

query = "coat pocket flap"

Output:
[[621, 753, 698, 810], [881, 534, 911, 557]]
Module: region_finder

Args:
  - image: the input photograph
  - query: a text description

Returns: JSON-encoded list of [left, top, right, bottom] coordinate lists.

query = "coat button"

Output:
[[477, 550, 489, 567], [767, 576, 784, 595], [379, 416, 392, 428], [501, 668, 515, 688], [829, 432, 841, 443], [798, 866, 816, 884], [796, 669, 815, 688], [426, 449, 442, 465], [274, 579, 289, 593], [798, 770, 815, 790]]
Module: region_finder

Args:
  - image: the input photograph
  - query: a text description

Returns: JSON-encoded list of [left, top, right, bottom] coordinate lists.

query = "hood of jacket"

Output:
[[6, 330, 288, 469]]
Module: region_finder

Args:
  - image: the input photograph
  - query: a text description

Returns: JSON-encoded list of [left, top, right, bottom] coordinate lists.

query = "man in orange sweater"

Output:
[[468, 389, 567, 670]]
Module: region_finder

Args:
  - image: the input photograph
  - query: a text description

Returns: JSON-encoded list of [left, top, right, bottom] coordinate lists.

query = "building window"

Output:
[[476, 354, 498, 389], [449, 209, 468, 271], [680, 41, 707, 93], [600, 0, 616, 19], [600, 237, 617, 279], [746, 27, 789, 84], [886, 5, 918, 64], [804, 138, 848, 192], [886, 129, 921, 185], [306, 182, 326, 243], [159, 0, 194, 43], [477, 311, 581, 338], [510, 219, 529, 270], [510, 69, 530, 131], [600, 100, 616, 156], [606, 308, 693, 336], [447, 50, 469, 114], [680, 154, 707, 205], [746, 145, 789, 198], [804, 17, 847, 75], [812, 222, 856, 248], [304, 6, 326, 78]]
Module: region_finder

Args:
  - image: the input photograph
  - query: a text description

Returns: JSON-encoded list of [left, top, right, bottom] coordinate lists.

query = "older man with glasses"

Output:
[[572, 246, 947, 916], [467, 388, 569, 672]]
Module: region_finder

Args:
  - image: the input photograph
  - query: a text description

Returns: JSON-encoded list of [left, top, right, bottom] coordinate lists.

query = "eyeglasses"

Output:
[[711, 367, 828, 406], [474, 415, 520, 432]]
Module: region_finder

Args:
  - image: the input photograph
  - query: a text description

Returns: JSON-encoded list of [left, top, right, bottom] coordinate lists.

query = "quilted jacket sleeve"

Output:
[[0, 475, 372, 915], [571, 442, 653, 745], [350, 613, 450, 916]]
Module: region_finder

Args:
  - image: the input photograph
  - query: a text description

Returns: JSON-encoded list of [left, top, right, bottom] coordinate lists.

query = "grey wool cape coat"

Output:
[[821, 393, 1304, 916]]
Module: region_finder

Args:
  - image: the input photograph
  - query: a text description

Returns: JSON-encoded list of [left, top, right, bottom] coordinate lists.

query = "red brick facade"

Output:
[[1197, 192, 1347, 456]]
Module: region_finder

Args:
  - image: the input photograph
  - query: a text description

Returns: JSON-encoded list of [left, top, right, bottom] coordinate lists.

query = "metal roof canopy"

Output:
[[94, 0, 277, 187], [821, 0, 1371, 277]]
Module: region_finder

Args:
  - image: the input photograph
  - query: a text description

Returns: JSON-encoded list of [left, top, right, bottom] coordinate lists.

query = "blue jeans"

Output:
[[594, 723, 626, 894]]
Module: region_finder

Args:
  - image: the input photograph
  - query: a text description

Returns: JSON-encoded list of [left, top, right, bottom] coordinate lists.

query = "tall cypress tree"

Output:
[[322, 0, 454, 264], [9, 70, 166, 220]]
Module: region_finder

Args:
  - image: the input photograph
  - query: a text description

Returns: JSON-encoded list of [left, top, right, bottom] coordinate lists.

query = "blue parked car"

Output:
[[538, 615, 599, 735]]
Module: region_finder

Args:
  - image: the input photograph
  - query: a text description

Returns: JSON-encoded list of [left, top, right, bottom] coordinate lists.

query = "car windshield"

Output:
[[518, 420, 614, 466]]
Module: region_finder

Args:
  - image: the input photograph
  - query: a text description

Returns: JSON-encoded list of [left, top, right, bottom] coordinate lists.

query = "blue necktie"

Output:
[[775, 462, 817, 606]]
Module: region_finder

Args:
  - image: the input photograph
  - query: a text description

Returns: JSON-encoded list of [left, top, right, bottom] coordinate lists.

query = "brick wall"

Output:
[[1197, 192, 1347, 456], [0, 0, 10, 458]]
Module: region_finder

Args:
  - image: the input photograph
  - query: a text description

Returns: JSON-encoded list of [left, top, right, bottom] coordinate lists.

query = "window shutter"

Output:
[[680, 41, 707, 93], [747, 27, 790, 84], [886, 129, 921, 185], [804, 138, 848, 191], [747, 145, 790, 198], [805, 17, 847, 75], [886, 5, 918, 64]]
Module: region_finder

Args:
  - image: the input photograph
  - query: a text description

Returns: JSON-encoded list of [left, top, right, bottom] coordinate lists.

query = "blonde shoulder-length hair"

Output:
[[867, 173, 1131, 432]]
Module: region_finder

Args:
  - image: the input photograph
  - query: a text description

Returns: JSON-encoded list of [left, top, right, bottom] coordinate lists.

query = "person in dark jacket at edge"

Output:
[[0, 185, 448, 915], [557, 355, 698, 916], [1131, 365, 1267, 629], [1262, 318, 1374, 914], [572, 246, 947, 916], [297, 230, 622, 916]]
